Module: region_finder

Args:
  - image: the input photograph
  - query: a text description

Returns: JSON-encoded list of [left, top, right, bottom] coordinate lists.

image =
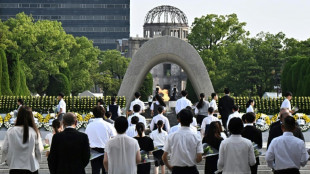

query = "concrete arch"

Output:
[[118, 36, 214, 109]]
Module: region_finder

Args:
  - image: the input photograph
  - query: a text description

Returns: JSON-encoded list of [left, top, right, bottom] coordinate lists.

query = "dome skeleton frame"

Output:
[[144, 5, 188, 24]]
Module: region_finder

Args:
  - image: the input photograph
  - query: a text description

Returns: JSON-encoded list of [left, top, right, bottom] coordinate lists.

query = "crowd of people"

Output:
[[0, 90, 309, 174]]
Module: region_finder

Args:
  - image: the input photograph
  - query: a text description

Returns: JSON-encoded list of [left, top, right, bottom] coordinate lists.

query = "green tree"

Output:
[[139, 73, 153, 101], [0, 49, 12, 95], [185, 79, 198, 103], [6, 51, 21, 95], [19, 68, 30, 95], [46, 73, 70, 96]]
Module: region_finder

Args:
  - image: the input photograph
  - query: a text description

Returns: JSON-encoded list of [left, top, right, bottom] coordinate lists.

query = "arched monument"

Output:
[[118, 36, 214, 109]]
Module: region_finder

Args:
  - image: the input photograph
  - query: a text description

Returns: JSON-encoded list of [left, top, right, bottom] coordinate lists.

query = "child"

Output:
[[150, 120, 167, 174]]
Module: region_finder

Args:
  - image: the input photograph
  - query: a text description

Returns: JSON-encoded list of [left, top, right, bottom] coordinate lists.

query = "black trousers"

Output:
[[172, 166, 199, 174], [10, 170, 38, 174], [274, 168, 300, 174], [90, 148, 106, 174]]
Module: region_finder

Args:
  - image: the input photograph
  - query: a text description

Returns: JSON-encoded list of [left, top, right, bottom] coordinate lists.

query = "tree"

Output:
[[46, 73, 70, 96], [93, 70, 120, 96], [19, 68, 30, 95], [0, 49, 12, 95], [139, 73, 153, 101], [185, 79, 198, 103], [6, 50, 21, 95]]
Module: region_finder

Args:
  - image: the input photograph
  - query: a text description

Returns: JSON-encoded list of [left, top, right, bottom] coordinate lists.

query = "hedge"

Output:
[[0, 96, 126, 114]]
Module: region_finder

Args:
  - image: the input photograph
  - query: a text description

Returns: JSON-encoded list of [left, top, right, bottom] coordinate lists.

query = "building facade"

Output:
[[0, 0, 130, 50]]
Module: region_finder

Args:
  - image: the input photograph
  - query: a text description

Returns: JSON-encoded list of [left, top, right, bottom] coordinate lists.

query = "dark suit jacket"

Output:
[[267, 120, 305, 149], [241, 125, 263, 165], [48, 128, 90, 174], [218, 95, 234, 121]]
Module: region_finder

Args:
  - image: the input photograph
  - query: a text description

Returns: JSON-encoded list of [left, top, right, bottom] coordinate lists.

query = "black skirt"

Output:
[[205, 154, 221, 174]]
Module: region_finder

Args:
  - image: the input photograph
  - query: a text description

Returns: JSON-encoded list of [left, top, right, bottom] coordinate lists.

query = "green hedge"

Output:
[[210, 96, 310, 115], [0, 96, 126, 114]]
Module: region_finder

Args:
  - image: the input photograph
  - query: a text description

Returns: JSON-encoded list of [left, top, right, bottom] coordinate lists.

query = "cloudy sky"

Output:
[[130, 0, 310, 40]]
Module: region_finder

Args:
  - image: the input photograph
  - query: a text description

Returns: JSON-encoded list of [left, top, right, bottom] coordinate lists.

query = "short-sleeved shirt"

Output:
[[126, 125, 137, 138], [209, 99, 218, 111], [201, 115, 219, 135], [128, 113, 147, 127], [175, 97, 192, 114], [129, 99, 145, 112], [280, 99, 291, 110], [163, 127, 203, 167], [150, 129, 167, 147], [105, 134, 140, 174], [134, 136, 154, 152], [246, 105, 254, 113], [57, 99, 66, 113], [45, 133, 53, 146], [150, 114, 170, 132]]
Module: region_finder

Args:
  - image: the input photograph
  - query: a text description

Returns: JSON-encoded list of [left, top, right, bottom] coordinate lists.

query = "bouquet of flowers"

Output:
[[202, 143, 219, 157], [253, 143, 262, 157], [140, 150, 150, 163], [255, 113, 271, 132]]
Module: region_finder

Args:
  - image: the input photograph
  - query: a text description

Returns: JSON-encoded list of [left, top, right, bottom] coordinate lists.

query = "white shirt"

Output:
[[107, 103, 122, 116], [218, 135, 256, 174], [150, 129, 168, 147], [169, 123, 199, 135], [150, 101, 166, 111], [45, 133, 54, 146], [85, 118, 116, 148], [57, 99, 66, 113], [148, 96, 153, 102], [105, 134, 140, 174], [191, 117, 198, 127], [1, 127, 43, 172], [266, 132, 309, 170], [281, 98, 291, 111], [175, 97, 192, 114], [129, 98, 145, 112], [126, 125, 137, 138], [209, 99, 218, 111], [128, 113, 147, 127], [201, 115, 219, 136], [163, 127, 203, 167], [150, 114, 170, 132], [226, 111, 242, 129], [246, 105, 254, 113]]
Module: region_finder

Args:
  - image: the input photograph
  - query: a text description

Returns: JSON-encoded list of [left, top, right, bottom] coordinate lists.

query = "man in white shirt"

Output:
[[127, 104, 147, 127], [266, 116, 309, 174], [85, 106, 116, 174], [150, 106, 170, 132], [163, 109, 203, 174], [281, 91, 294, 114], [218, 117, 256, 173], [175, 90, 192, 114], [226, 105, 241, 129], [201, 107, 219, 137], [209, 92, 218, 112], [128, 92, 145, 115], [104, 117, 141, 174], [56, 92, 66, 121], [126, 116, 138, 137]]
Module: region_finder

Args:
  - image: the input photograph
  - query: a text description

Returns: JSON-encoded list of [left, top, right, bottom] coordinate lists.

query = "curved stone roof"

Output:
[[144, 5, 188, 24]]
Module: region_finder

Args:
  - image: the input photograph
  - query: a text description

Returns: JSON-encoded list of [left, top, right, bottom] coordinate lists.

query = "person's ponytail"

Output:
[[197, 93, 205, 109], [246, 99, 254, 108], [136, 123, 145, 137], [157, 120, 163, 133]]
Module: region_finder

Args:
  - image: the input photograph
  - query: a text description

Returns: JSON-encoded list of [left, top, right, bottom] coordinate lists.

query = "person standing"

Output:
[[97, 99, 105, 108], [246, 99, 255, 113], [150, 95, 166, 117], [218, 88, 234, 129], [85, 106, 116, 174], [200, 107, 219, 137], [126, 116, 139, 137], [150, 120, 167, 174], [45, 119, 62, 156], [241, 113, 262, 174], [148, 95, 153, 107], [266, 116, 309, 174], [129, 92, 145, 115], [14, 99, 24, 117], [202, 121, 224, 174], [281, 91, 294, 114], [150, 106, 170, 132], [194, 93, 210, 126], [226, 105, 241, 129], [107, 97, 121, 121], [162, 109, 203, 174], [1, 106, 43, 174], [127, 105, 147, 127], [134, 123, 154, 174], [175, 90, 192, 114], [104, 117, 141, 174], [217, 117, 256, 174], [209, 93, 218, 113], [48, 113, 90, 174], [56, 92, 66, 121]]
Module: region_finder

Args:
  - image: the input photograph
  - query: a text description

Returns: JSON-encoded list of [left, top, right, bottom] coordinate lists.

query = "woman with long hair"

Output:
[[246, 99, 255, 113], [134, 123, 154, 174], [150, 120, 167, 174], [202, 121, 224, 174], [195, 93, 210, 126], [150, 95, 166, 117], [1, 106, 43, 174]]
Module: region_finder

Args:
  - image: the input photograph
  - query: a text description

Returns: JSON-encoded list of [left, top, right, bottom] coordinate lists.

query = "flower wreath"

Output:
[[83, 112, 94, 128], [4, 111, 42, 129], [255, 113, 271, 132], [3, 112, 14, 129], [44, 113, 84, 131], [33, 112, 44, 128], [270, 113, 280, 124], [293, 113, 310, 132]]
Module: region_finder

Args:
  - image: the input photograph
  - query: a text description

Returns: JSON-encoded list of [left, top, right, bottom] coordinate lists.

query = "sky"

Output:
[[130, 0, 310, 41]]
